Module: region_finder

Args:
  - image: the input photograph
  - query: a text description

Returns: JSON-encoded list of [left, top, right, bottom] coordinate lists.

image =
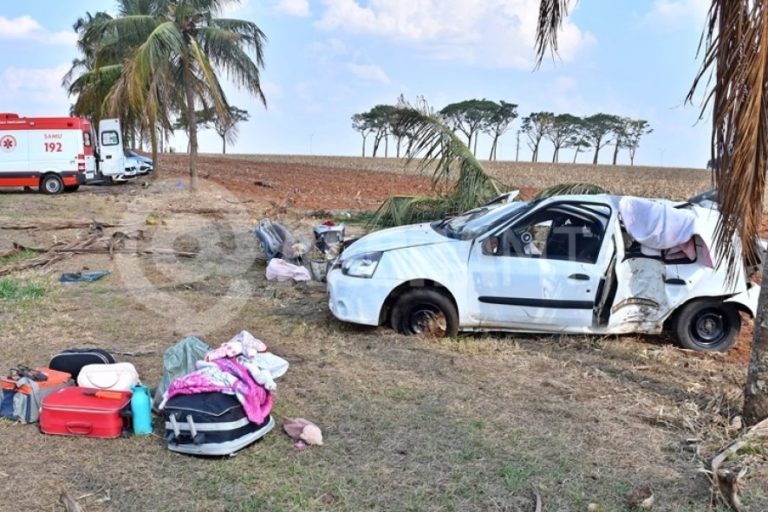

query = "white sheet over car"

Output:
[[619, 197, 697, 250]]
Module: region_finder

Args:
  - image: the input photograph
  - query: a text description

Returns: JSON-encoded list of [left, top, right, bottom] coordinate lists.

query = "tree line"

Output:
[[352, 98, 652, 165]]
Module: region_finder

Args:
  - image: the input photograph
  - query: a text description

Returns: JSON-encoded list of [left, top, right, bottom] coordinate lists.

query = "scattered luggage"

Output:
[[77, 362, 139, 392], [1, 367, 74, 423], [164, 392, 274, 456], [39, 387, 132, 439], [153, 336, 211, 410], [49, 348, 116, 380]]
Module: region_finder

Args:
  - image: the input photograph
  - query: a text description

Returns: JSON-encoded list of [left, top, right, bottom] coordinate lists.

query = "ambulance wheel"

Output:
[[675, 299, 741, 352], [40, 174, 64, 195], [64, 185, 80, 193]]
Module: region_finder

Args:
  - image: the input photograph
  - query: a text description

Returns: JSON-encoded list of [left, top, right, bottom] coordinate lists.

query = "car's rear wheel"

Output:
[[390, 289, 459, 337], [674, 299, 740, 352]]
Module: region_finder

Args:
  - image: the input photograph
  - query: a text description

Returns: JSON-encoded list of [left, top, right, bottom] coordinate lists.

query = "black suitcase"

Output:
[[49, 348, 116, 380], [164, 392, 274, 456]]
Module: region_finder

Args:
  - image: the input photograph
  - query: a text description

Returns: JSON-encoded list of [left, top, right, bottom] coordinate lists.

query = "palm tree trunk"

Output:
[[150, 125, 158, 178], [183, 57, 198, 191], [222, 136, 226, 154], [362, 135, 366, 157], [744, 274, 768, 424]]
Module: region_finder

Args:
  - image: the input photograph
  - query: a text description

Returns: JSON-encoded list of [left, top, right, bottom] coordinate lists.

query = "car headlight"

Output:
[[341, 251, 382, 278]]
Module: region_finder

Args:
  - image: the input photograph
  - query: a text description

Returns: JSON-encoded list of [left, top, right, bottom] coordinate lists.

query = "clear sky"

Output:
[[0, 0, 713, 167]]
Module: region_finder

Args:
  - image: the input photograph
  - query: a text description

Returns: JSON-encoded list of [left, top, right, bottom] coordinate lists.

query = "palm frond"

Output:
[[687, 0, 768, 271], [535, 0, 574, 66], [533, 182, 609, 200], [199, 26, 266, 104], [368, 106, 504, 227], [188, 37, 231, 121], [394, 107, 500, 209], [368, 196, 457, 229]]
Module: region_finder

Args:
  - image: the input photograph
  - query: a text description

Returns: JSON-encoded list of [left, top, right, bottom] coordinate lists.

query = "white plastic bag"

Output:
[[266, 258, 311, 282]]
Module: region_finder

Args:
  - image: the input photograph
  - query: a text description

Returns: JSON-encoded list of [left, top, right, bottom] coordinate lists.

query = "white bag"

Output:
[[265, 258, 311, 282], [77, 362, 140, 391]]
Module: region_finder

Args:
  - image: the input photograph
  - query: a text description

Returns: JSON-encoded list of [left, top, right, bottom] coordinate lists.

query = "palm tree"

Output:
[[535, 0, 768, 424], [72, 0, 267, 189]]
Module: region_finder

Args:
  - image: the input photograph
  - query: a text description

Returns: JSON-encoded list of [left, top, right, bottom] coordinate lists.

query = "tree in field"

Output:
[[482, 101, 518, 161], [214, 106, 249, 154], [610, 117, 630, 165], [440, 99, 498, 156], [622, 119, 652, 165], [75, 0, 267, 190], [565, 135, 591, 163], [544, 113, 581, 162], [173, 108, 215, 153], [351, 112, 375, 157], [581, 113, 619, 164], [535, 0, 768, 426], [364, 104, 395, 157], [521, 112, 554, 162]]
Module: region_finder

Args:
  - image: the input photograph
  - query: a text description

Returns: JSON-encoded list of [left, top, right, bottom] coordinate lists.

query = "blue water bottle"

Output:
[[130, 384, 153, 436]]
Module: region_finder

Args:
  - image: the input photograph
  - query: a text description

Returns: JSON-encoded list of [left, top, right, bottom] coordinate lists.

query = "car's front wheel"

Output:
[[674, 299, 741, 352], [390, 289, 459, 337]]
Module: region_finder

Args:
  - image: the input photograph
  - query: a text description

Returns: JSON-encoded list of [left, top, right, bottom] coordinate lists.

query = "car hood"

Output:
[[343, 223, 455, 257]]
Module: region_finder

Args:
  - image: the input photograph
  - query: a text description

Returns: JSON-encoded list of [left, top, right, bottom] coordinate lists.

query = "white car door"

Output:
[[468, 201, 614, 331]]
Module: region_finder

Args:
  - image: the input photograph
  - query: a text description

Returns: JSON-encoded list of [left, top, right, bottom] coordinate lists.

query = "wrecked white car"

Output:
[[327, 194, 760, 352]]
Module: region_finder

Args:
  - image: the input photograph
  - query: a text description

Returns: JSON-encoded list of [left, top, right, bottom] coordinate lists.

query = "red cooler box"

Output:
[[40, 387, 132, 438]]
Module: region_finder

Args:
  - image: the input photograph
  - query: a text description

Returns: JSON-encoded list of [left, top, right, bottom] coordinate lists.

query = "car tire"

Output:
[[674, 299, 741, 352], [39, 174, 64, 195], [391, 289, 459, 337], [64, 185, 79, 193]]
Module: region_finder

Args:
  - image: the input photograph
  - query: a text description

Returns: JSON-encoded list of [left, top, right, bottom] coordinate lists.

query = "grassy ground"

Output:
[[0, 158, 766, 511]]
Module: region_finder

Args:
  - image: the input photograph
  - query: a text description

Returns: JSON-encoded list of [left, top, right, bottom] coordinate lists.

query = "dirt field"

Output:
[[0, 155, 765, 512]]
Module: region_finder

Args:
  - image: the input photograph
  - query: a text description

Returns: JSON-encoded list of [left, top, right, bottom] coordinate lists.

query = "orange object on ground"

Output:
[[1, 368, 72, 395]]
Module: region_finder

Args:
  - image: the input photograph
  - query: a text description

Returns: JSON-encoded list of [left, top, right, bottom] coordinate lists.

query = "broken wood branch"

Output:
[[59, 491, 84, 512], [1, 219, 120, 231]]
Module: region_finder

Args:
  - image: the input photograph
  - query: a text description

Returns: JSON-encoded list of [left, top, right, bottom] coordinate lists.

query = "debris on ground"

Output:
[[266, 258, 311, 282], [59, 270, 110, 283], [283, 417, 323, 447]]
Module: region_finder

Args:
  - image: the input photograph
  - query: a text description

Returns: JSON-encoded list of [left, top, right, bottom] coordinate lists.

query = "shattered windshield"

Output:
[[431, 201, 532, 240]]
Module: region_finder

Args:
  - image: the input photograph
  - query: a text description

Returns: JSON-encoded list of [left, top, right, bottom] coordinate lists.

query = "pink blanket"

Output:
[[162, 357, 273, 424]]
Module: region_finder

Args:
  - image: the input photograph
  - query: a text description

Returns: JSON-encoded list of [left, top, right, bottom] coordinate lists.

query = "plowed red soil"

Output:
[[159, 154, 436, 210]]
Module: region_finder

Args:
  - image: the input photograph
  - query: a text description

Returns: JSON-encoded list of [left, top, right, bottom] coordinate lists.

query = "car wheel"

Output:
[[390, 289, 459, 337], [40, 174, 64, 195], [675, 299, 741, 352]]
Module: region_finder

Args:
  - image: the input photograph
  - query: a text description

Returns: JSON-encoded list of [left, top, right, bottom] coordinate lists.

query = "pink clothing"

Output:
[[161, 357, 273, 424], [204, 330, 268, 362]]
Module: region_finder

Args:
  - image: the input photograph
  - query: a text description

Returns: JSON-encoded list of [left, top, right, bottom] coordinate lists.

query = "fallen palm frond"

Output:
[[369, 196, 456, 228], [533, 182, 609, 200], [368, 106, 503, 228]]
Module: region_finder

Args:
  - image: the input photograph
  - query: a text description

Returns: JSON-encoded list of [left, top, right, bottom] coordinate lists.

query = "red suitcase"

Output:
[[39, 387, 132, 438]]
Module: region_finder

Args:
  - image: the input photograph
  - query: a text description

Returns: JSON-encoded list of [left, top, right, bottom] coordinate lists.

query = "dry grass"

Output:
[[0, 160, 766, 511]]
